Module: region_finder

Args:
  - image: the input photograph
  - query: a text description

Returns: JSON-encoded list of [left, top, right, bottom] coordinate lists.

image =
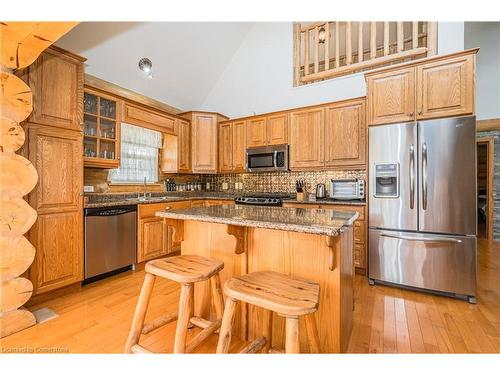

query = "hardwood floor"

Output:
[[1, 239, 499, 354]]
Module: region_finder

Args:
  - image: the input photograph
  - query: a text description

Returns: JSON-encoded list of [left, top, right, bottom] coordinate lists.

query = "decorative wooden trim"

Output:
[[163, 218, 184, 244], [477, 137, 495, 242], [477, 118, 500, 132], [85, 73, 182, 116], [226, 225, 248, 254], [325, 235, 338, 271]]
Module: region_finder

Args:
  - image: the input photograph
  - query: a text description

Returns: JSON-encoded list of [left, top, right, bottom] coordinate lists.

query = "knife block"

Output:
[[297, 191, 308, 202]]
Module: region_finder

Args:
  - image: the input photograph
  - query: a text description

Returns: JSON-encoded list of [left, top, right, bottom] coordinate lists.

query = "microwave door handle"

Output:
[[273, 150, 278, 167], [409, 144, 415, 209]]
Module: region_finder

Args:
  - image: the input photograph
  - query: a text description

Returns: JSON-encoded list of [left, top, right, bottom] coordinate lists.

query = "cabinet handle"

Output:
[[418, 111, 423, 115], [409, 112, 414, 117]]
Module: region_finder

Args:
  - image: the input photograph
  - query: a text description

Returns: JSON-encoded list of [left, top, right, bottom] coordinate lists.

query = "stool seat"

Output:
[[224, 271, 319, 316], [146, 255, 224, 283]]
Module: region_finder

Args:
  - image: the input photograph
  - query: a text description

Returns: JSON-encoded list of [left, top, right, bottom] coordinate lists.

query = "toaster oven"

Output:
[[330, 178, 365, 200]]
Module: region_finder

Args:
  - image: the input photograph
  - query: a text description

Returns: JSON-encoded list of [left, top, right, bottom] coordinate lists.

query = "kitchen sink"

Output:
[[126, 196, 169, 203]]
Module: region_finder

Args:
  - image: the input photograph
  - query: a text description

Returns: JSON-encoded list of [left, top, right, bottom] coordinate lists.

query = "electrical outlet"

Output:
[[222, 182, 229, 190]]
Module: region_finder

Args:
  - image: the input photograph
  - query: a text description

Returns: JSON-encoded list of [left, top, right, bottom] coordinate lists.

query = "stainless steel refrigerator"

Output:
[[368, 116, 477, 303]]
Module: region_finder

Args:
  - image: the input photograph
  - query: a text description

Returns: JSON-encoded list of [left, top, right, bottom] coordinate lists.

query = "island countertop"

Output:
[[155, 204, 359, 236]]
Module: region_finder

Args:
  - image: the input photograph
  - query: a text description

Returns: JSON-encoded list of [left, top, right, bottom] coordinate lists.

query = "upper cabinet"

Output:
[[366, 68, 415, 126], [123, 103, 177, 134], [83, 88, 121, 168], [366, 49, 477, 126], [219, 120, 246, 173], [246, 114, 288, 148], [289, 108, 325, 169], [289, 98, 366, 170], [325, 99, 366, 168], [181, 112, 227, 174], [22, 46, 85, 131], [416, 54, 475, 120], [177, 119, 191, 173]]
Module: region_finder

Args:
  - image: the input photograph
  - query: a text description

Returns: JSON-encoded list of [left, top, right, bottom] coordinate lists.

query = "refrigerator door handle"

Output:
[[380, 233, 462, 244], [422, 142, 428, 210], [409, 144, 415, 209]]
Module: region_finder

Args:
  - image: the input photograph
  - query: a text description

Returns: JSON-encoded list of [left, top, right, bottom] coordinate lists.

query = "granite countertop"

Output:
[[282, 198, 366, 206], [156, 204, 359, 236], [84, 192, 238, 208]]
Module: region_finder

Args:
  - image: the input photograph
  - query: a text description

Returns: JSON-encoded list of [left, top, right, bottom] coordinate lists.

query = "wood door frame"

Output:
[[477, 137, 494, 242]]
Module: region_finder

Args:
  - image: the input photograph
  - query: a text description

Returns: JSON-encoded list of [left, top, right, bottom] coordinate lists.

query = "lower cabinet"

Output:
[[137, 200, 191, 263]]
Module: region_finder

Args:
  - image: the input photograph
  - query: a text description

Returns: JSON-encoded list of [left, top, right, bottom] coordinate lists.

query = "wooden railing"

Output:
[[293, 21, 437, 86]]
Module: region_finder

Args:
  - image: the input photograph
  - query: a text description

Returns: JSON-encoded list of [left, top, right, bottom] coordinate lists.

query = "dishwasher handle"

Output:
[[85, 205, 137, 217]]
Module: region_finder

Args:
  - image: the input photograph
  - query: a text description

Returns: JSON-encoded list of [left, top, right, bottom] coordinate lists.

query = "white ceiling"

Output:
[[56, 22, 254, 110]]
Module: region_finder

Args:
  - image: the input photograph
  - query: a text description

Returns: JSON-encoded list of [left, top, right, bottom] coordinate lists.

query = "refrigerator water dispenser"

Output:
[[374, 163, 399, 198]]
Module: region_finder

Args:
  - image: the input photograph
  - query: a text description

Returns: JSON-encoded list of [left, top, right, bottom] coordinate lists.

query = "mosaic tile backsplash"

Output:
[[201, 170, 366, 195]]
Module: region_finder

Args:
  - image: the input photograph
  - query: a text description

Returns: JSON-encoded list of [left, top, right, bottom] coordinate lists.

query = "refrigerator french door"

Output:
[[368, 116, 477, 302]]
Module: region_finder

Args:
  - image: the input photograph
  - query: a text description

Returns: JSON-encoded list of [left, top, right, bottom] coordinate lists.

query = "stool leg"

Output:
[[285, 317, 300, 354], [216, 297, 237, 353], [262, 309, 273, 353], [210, 274, 224, 320], [188, 286, 195, 329], [124, 273, 156, 353], [305, 314, 320, 353], [173, 283, 193, 353]]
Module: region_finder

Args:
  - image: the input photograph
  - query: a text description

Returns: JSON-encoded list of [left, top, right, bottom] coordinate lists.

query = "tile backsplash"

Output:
[[202, 170, 366, 195]]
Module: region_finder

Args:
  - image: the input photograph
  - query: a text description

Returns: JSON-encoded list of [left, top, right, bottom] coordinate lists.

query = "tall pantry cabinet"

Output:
[[19, 46, 85, 295]]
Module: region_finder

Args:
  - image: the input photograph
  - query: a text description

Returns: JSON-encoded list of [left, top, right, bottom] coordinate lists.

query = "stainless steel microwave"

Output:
[[246, 144, 289, 172]]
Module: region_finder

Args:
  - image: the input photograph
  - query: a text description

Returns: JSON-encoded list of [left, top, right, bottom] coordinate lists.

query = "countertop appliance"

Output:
[[368, 116, 477, 303], [330, 178, 365, 200], [246, 144, 289, 172], [235, 193, 291, 206], [315, 183, 326, 199], [84, 205, 137, 281]]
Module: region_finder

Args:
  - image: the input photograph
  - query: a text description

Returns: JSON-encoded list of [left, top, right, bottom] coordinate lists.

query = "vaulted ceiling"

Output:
[[56, 22, 254, 111]]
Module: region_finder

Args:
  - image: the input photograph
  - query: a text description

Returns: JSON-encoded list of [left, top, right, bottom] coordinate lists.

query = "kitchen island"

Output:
[[156, 204, 358, 353]]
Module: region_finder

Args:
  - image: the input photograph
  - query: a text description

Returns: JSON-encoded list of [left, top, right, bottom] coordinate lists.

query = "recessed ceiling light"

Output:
[[138, 57, 153, 77]]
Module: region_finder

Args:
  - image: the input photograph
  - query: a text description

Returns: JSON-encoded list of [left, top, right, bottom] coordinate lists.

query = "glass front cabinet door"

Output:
[[83, 88, 121, 168]]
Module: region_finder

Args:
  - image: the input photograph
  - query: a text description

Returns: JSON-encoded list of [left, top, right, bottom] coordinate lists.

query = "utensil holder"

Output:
[[297, 191, 308, 202]]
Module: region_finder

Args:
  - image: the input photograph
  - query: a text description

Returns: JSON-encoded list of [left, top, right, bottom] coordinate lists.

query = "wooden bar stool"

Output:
[[216, 271, 320, 354], [124, 255, 225, 354]]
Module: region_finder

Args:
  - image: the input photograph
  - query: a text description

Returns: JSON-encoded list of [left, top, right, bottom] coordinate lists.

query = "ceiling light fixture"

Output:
[[138, 57, 153, 78]]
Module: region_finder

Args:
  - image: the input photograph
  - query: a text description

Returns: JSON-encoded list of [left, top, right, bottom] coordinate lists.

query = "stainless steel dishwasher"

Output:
[[84, 205, 137, 281]]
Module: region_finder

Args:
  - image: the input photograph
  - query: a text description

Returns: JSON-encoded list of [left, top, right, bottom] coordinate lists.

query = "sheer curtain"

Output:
[[109, 123, 162, 183]]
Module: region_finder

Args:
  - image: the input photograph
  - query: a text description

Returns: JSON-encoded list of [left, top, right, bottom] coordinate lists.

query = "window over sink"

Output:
[[108, 123, 162, 184]]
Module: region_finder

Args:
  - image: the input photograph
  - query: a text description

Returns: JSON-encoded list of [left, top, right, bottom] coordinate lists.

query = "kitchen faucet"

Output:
[[143, 176, 147, 199]]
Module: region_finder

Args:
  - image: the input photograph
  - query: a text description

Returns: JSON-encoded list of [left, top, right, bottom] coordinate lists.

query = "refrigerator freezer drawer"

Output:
[[369, 229, 476, 296]]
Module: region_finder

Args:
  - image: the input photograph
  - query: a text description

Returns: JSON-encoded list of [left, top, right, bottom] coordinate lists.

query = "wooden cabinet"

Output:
[[246, 117, 267, 147], [26, 125, 83, 294], [83, 88, 121, 168], [137, 201, 191, 263], [266, 113, 288, 145], [177, 119, 191, 172], [181, 112, 225, 174], [23, 46, 85, 131], [219, 122, 233, 172], [159, 133, 178, 173], [246, 114, 288, 148], [416, 54, 475, 119], [123, 103, 177, 134], [366, 68, 415, 126], [366, 49, 477, 125], [219, 120, 246, 173], [325, 99, 366, 168], [289, 107, 325, 169]]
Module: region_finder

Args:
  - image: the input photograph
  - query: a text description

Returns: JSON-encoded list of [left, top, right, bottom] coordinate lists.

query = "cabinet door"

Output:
[[367, 67, 416, 126], [28, 47, 84, 131], [192, 113, 218, 173], [27, 125, 83, 214], [417, 54, 475, 120], [178, 119, 191, 172], [123, 104, 176, 133], [325, 99, 366, 168], [266, 113, 288, 145], [289, 108, 325, 169], [159, 133, 178, 173], [219, 122, 233, 172], [138, 217, 168, 263], [246, 117, 267, 147], [29, 211, 83, 295], [232, 120, 246, 172]]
